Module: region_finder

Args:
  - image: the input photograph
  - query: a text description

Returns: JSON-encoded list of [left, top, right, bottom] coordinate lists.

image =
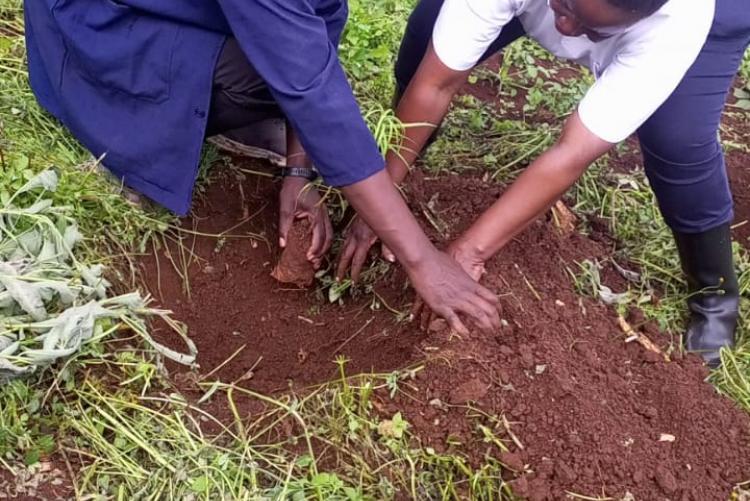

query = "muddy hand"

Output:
[[278, 176, 333, 268], [412, 240, 488, 330], [336, 216, 395, 282], [408, 248, 499, 336]]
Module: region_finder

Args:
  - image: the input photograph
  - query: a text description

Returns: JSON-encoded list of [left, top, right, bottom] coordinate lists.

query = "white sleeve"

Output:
[[577, 15, 712, 143], [432, 0, 518, 71]]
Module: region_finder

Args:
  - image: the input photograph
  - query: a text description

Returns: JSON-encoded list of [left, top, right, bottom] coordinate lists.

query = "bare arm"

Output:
[[342, 170, 500, 334], [386, 42, 470, 183], [335, 43, 470, 279], [453, 112, 613, 261]]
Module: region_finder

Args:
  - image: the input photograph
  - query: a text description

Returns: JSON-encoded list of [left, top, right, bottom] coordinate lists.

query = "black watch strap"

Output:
[[280, 166, 318, 181]]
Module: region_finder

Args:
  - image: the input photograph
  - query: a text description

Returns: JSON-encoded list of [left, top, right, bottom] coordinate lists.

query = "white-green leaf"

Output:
[[62, 224, 82, 252], [38, 239, 58, 262], [17, 199, 53, 215], [17, 230, 43, 257], [16, 170, 59, 196], [0, 273, 47, 321]]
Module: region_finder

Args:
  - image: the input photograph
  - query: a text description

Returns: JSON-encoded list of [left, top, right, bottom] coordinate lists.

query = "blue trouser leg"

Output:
[[637, 0, 750, 234], [394, 0, 525, 99]]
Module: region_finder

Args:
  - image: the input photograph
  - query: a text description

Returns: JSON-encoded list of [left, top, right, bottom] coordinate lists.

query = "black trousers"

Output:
[[206, 38, 283, 137]]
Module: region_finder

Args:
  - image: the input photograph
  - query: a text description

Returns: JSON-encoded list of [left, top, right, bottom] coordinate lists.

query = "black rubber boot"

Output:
[[673, 223, 739, 368]]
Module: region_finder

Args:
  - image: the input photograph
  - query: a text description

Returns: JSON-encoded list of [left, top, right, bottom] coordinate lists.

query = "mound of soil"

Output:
[[390, 174, 750, 500], [271, 219, 315, 287], [139, 169, 421, 394], [139, 164, 750, 500]]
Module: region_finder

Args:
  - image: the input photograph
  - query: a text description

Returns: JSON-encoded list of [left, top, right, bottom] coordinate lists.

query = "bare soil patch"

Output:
[[138, 164, 750, 499]]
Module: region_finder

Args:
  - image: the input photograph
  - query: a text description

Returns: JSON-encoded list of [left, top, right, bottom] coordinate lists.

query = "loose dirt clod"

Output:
[[271, 219, 315, 288]]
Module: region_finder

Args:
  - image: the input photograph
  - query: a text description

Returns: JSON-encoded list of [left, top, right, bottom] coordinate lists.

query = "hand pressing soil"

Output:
[[272, 219, 315, 288]]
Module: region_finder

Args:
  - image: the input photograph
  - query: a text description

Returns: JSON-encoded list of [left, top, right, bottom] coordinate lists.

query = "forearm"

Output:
[[461, 146, 588, 258], [341, 170, 435, 268], [458, 113, 613, 260], [286, 126, 313, 169], [385, 83, 457, 184], [385, 42, 467, 185]]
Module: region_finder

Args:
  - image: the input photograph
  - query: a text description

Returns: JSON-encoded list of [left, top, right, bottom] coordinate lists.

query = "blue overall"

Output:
[[24, 0, 384, 215], [395, 0, 750, 233]]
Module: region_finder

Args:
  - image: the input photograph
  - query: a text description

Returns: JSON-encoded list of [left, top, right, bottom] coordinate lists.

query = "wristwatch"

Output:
[[279, 166, 318, 181]]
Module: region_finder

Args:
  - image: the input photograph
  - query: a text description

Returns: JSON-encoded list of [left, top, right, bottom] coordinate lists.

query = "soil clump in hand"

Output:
[[271, 219, 315, 288]]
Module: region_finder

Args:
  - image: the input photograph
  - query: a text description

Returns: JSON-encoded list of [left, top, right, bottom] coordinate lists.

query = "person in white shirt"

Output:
[[336, 0, 750, 367]]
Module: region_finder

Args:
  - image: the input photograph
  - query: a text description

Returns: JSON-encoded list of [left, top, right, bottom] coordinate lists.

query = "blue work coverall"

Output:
[[24, 0, 384, 215]]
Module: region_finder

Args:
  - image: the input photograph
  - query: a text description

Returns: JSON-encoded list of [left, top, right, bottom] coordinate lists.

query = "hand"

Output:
[[278, 176, 333, 268], [407, 247, 499, 336], [335, 216, 396, 282], [446, 239, 486, 282], [412, 240, 489, 331]]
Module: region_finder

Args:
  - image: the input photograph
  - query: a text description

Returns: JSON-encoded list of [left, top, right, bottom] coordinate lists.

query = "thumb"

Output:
[[381, 244, 396, 263]]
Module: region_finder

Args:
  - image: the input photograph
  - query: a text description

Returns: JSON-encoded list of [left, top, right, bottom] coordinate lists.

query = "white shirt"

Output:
[[432, 0, 714, 143]]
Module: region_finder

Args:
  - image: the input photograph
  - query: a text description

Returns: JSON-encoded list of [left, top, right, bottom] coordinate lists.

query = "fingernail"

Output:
[[279, 238, 286, 248], [387, 255, 396, 263]]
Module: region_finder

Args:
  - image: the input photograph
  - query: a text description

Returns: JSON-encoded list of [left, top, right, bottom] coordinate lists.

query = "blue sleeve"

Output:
[[216, 0, 384, 187]]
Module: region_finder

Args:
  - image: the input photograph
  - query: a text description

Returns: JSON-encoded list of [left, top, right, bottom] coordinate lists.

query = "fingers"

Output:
[[468, 287, 501, 330], [350, 241, 372, 283], [278, 205, 293, 248], [420, 304, 432, 331], [323, 211, 333, 257], [307, 211, 334, 269], [443, 310, 469, 336], [474, 282, 499, 305], [335, 236, 357, 281], [381, 244, 396, 263], [307, 212, 324, 256]]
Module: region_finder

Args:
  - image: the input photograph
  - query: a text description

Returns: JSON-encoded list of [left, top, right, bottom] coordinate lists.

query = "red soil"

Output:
[[138, 165, 750, 500]]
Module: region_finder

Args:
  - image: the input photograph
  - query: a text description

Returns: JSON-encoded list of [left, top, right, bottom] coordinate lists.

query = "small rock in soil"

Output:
[[271, 219, 315, 287]]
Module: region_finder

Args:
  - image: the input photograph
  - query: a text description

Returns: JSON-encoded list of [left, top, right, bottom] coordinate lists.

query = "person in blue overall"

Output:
[[336, 0, 750, 367], [24, 0, 503, 335]]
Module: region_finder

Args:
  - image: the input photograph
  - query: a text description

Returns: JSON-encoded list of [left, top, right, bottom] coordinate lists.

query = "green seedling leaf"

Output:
[[377, 412, 408, 439], [24, 449, 40, 466], [190, 475, 210, 494], [16, 230, 43, 257], [12, 155, 29, 172]]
